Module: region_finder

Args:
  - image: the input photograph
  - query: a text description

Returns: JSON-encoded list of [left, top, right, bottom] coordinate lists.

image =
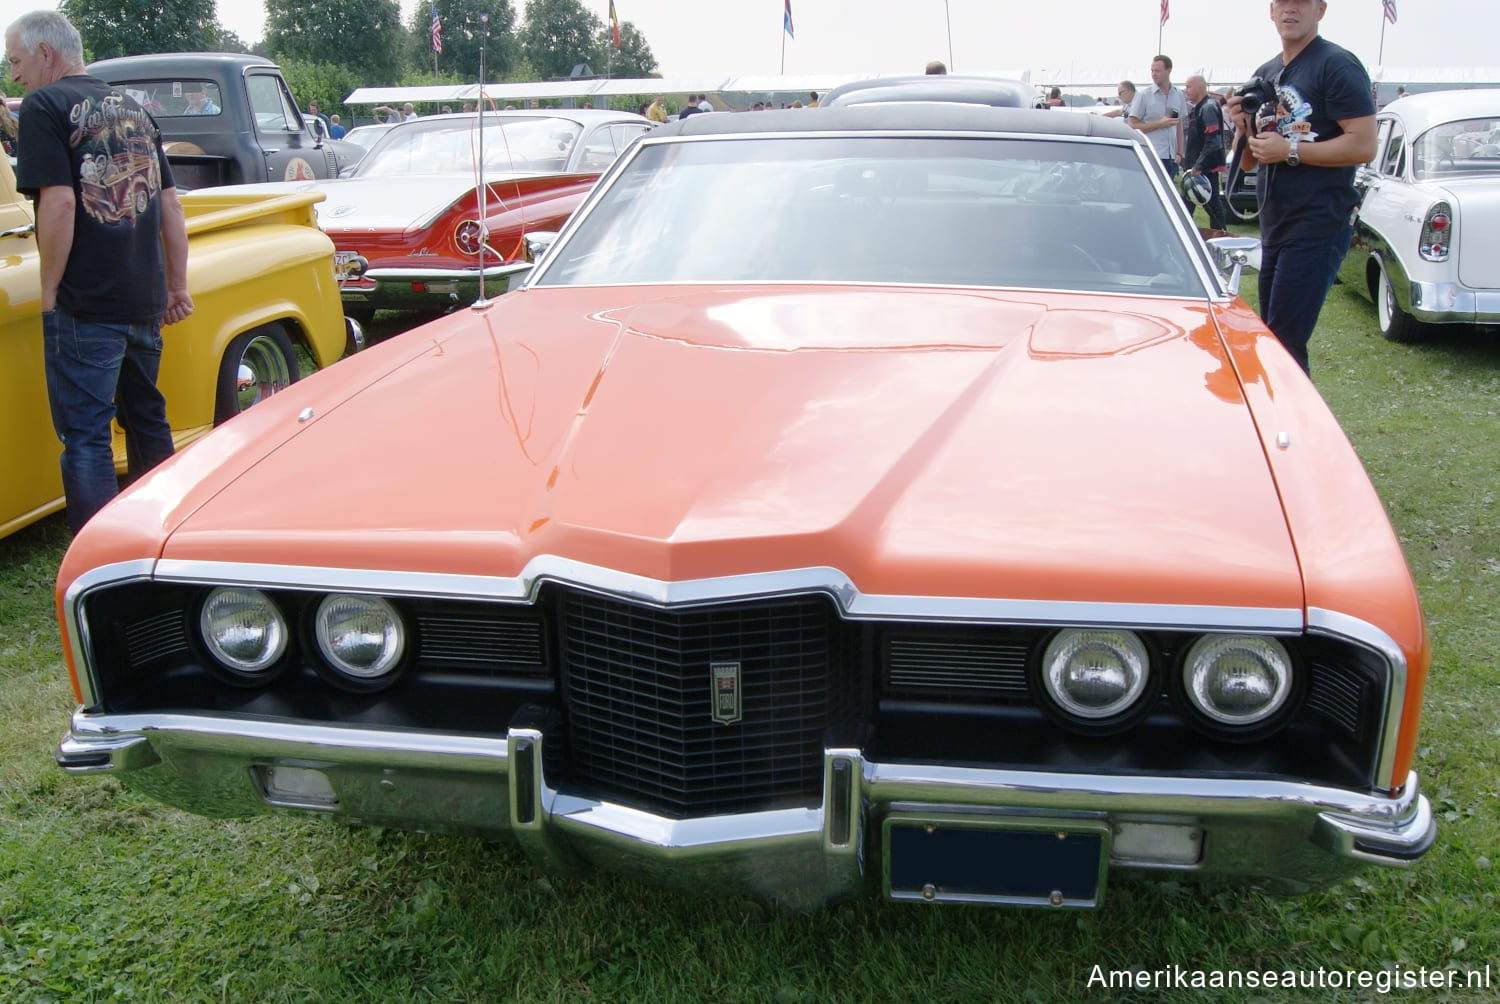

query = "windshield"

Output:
[[1414, 118, 1500, 180], [355, 117, 584, 177], [533, 135, 1203, 295]]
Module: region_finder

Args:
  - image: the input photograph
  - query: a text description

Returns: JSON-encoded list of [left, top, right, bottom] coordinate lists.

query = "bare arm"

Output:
[[35, 186, 76, 312], [1246, 114, 1377, 167], [158, 187, 194, 326]]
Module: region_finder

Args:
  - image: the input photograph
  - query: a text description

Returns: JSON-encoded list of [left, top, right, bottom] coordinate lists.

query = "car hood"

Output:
[[156, 286, 1303, 612]]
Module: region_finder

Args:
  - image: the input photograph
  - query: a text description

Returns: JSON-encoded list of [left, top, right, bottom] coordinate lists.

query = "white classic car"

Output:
[[1341, 90, 1500, 341]]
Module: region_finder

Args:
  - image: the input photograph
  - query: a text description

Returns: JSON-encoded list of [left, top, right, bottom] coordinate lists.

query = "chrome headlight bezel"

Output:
[[311, 593, 408, 692], [1174, 633, 1302, 741], [198, 586, 290, 686], [1031, 628, 1157, 735]]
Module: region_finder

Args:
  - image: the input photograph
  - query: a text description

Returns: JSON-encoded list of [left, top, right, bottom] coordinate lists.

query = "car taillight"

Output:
[[1419, 203, 1452, 262]]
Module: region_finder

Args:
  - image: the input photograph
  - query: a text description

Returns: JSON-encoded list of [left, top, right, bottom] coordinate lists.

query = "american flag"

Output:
[[1160, 0, 1169, 27], [784, 0, 794, 39], [431, 10, 442, 54], [1383, 0, 1397, 24]]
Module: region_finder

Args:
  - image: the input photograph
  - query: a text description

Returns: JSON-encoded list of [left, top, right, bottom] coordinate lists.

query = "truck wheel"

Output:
[[1376, 257, 1426, 343], [215, 323, 298, 424]]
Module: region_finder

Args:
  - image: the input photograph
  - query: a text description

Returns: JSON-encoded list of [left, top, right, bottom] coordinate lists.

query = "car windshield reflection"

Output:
[[354, 116, 584, 177], [534, 136, 1201, 296]]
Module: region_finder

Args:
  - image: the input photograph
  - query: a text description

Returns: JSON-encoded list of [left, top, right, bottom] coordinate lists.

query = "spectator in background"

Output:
[[646, 94, 667, 122], [1182, 73, 1227, 230], [182, 83, 219, 115], [6, 8, 191, 532], [1047, 86, 1064, 107], [306, 100, 330, 131], [925, 60, 946, 75], [1227, 0, 1376, 374], [808, 91, 819, 107], [1128, 55, 1187, 179], [1103, 80, 1135, 118], [328, 113, 345, 138], [678, 95, 700, 120], [698, 95, 712, 112]]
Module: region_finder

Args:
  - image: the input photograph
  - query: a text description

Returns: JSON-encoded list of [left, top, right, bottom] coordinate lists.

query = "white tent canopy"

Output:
[[344, 71, 1032, 107]]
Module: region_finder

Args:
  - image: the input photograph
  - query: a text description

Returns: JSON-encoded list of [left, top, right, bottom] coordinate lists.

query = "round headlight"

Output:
[[314, 594, 405, 687], [200, 587, 288, 679], [1182, 635, 1294, 727], [1039, 629, 1152, 726]]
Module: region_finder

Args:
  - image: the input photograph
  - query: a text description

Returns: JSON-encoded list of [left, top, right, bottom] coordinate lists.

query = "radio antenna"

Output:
[[472, 12, 492, 308]]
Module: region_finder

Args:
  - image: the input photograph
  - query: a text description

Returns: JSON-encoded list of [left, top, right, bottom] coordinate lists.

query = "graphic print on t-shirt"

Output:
[[1257, 83, 1320, 144], [69, 93, 162, 227]]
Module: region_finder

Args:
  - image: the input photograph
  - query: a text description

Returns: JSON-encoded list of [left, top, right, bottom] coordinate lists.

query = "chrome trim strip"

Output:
[[64, 711, 511, 770], [865, 763, 1425, 826], [365, 262, 531, 281], [549, 796, 824, 852], [62, 559, 157, 707], [148, 556, 1304, 632], [1307, 607, 1409, 791]]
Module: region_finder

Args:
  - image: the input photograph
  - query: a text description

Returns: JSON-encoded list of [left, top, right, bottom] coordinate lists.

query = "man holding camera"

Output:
[[1129, 55, 1187, 179], [1227, 0, 1375, 375]]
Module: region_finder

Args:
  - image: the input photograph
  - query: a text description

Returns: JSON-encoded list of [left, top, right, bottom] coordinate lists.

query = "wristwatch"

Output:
[[1286, 135, 1301, 167]]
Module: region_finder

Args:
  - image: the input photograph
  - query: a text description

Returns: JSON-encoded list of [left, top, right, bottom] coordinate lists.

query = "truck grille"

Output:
[[558, 590, 837, 818]]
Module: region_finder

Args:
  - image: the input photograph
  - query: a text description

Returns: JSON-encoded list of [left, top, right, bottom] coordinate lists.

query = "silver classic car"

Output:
[[1340, 89, 1500, 341]]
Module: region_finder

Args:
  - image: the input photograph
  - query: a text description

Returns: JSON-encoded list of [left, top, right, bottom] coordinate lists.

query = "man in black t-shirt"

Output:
[[5, 9, 193, 532], [1226, 0, 1375, 375]]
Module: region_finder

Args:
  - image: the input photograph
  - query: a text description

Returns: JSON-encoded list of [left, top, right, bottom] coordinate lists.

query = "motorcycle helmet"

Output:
[[1181, 172, 1213, 207]]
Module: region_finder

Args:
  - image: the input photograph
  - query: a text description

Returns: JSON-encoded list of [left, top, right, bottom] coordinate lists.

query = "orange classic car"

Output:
[[54, 106, 1433, 910]]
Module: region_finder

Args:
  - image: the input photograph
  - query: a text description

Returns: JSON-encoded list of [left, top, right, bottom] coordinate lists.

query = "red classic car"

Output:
[[54, 105, 1432, 910], [251, 109, 652, 322]]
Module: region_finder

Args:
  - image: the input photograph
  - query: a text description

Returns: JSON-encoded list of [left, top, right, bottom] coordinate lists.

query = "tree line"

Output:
[[5, 1, 658, 123]]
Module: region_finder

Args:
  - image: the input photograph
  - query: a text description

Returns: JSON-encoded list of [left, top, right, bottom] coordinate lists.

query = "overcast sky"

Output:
[[0, 1, 1490, 82]]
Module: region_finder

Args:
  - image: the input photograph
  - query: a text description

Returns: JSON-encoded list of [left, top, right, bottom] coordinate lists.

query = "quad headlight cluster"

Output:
[[1034, 628, 1299, 739], [198, 587, 408, 692]]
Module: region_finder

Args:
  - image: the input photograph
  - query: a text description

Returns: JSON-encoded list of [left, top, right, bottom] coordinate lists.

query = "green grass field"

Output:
[[2, 270, 1497, 1002]]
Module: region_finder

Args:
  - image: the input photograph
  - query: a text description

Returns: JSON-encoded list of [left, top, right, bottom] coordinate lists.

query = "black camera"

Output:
[[1236, 75, 1275, 122]]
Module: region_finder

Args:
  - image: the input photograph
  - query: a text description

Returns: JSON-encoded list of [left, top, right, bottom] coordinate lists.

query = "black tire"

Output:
[[1376, 257, 1426, 343], [214, 323, 298, 425], [344, 306, 376, 327]]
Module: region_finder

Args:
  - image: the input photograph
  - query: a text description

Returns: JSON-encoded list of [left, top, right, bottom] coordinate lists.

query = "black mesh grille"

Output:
[[559, 590, 836, 817], [1306, 660, 1368, 738], [414, 606, 546, 675], [122, 609, 189, 669], [885, 628, 1030, 697]]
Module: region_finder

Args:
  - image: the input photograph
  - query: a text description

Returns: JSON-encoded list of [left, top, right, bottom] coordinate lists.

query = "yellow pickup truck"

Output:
[[0, 156, 358, 539]]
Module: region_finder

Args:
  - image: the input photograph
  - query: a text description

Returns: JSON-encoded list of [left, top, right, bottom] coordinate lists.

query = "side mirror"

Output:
[[524, 231, 559, 263], [1206, 235, 1261, 292]]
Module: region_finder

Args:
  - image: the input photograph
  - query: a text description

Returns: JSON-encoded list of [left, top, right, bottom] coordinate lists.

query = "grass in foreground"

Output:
[[1, 276, 1497, 1002]]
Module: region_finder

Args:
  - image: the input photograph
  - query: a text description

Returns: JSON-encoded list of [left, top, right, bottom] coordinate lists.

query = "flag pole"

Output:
[[1379, 16, 1387, 66], [944, 1, 953, 72]]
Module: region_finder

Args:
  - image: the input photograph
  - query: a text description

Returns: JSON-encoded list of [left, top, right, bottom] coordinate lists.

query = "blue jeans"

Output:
[[43, 309, 175, 532], [1256, 224, 1352, 376]]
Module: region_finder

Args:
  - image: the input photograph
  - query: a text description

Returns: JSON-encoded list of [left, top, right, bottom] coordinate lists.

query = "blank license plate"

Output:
[[885, 817, 1107, 907]]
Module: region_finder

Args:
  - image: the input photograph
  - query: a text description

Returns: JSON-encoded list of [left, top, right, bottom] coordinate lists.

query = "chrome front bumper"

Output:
[[339, 261, 534, 312], [58, 711, 1434, 908]]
